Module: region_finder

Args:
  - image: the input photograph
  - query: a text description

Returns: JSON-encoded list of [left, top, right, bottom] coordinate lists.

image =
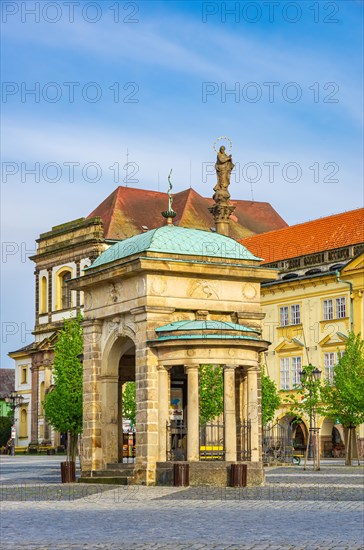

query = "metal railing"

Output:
[[262, 421, 293, 464], [237, 420, 251, 461], [166, 420, 187, 461], [199, 421, 225, 461]]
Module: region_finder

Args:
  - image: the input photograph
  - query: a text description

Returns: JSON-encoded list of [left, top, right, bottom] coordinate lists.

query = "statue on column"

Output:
[[213, 145, 235, 203], [209, 137, 236, 236]]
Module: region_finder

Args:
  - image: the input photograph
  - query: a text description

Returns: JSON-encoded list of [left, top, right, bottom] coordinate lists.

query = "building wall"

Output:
[[261, 253, 364, 456]]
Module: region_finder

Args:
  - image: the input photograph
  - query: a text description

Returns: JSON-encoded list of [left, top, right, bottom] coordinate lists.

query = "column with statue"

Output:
[[209, 137, 236, 236]]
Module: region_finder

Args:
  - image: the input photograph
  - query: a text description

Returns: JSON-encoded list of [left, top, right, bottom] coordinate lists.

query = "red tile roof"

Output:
[[87, 186, 287, 240], [0, 368, 15, 399], [240, 208, 364, 264]]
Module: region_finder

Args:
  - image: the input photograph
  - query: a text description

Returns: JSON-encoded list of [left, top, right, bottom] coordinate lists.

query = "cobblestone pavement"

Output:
[[0, 457, 363, 549]]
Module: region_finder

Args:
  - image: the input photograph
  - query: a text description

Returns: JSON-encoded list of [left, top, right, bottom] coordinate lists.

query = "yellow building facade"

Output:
[[242, 209, 364, 459]]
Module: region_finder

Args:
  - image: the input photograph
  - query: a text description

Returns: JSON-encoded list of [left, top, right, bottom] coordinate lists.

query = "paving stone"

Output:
[[1, 457, 363, 549]]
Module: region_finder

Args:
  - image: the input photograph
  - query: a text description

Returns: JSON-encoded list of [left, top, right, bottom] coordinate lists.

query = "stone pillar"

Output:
[[224, 365, 237, 462], [157, 365, 170, 462], [43, 362, 52, 441], [185, 365, 199, 461], [82, 319, 103, 475], [101, 375, 119, 465], [247, 365, 260, 462], [118, 381, 123, 462], [30, 364, 39, 443]]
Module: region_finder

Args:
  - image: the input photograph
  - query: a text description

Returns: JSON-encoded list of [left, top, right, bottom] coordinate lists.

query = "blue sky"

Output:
[[1, 0, 363, 366]]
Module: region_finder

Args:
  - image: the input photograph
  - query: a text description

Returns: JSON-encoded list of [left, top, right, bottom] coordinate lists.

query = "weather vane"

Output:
[[161, 169, 177, 224]]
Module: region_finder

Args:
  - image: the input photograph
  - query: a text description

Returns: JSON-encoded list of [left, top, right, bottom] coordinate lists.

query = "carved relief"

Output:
[[109, 283, 120, 303], [188, 280, 220, 300]]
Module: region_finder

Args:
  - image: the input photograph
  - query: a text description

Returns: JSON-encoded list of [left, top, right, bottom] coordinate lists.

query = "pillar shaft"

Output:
[[186, 365, 199, 461], [224, 366, 237, 462], [118, 382, 123, 462], [158, 366, 170, 462], [247, 366, 260, 462]]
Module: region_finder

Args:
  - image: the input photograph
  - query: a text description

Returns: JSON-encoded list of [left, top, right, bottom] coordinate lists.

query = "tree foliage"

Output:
[[321, 332, 364, 428], [43, 314, 83, 461], [261, 365, 281, 426], [199, 364, 223, 424], [284, 363, 323, 419], [123, 382, 136, 426], [0, 415, 12, 447]]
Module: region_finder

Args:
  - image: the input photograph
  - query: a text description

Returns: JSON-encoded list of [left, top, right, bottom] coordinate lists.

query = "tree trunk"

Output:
[[68, 433, 78, 464], [345, 427, 354, 466]]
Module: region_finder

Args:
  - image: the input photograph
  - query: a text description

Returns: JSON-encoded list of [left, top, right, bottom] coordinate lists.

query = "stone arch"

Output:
[[320, 417, 345, 458], [278, 413, 308, 449], [100, 329, 136, 465], [102, 327, 136, 377]]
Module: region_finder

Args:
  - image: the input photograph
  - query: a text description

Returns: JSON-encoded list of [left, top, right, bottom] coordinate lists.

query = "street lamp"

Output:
[[299, 365, 322, 469], [5, 391, 24, 456]]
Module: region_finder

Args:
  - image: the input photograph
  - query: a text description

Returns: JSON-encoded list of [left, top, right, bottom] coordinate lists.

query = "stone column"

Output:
[[185, 365, 199, 461], [30, 364, 39, 443], [101, 375, 119, 465], [157, 365, 170, 462], [82, 319, 103, 474], [247, 365, 260, 462], [224, 365, 237, 462], [118, 381, 123, 462]]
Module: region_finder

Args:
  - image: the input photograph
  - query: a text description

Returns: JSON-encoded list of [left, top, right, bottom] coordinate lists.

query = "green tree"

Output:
[[261, 365, 281, 426], [123, 382, 136, 426], [43, 314, 83, 463], [199, 365, 223, 424], [284, 363, 323, 420], [0, 414, 12, 447], [321, 332, 364, 465]]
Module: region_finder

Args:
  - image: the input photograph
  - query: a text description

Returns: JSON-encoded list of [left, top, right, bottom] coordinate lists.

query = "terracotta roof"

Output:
[[87, 187, 287, 240], [0, 368, 15, 399], [240, 208, 364, 264]]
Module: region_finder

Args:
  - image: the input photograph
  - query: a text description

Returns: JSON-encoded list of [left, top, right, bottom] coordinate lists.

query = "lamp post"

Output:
[[5, 391, 24, 456], [299, 365, 322, 470]]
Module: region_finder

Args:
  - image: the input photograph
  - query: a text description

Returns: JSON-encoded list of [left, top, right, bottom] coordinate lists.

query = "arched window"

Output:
[[40, 381, 45, 416], [40, 276, 47, 314], [19, 408, 28, 438], [61, 272, 72, 309], [56, 269, 73, 310]]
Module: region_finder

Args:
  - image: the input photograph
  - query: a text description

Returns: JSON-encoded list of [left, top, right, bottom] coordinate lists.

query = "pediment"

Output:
[[275, 338, 305, 353], [319, 332, 347, 348]]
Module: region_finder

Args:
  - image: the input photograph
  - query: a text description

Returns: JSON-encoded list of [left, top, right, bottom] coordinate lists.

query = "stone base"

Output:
[[156, 461, 264, 487]]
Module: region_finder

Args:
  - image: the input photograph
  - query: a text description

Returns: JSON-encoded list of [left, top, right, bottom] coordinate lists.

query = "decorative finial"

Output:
[[161, 169, 177, 224]]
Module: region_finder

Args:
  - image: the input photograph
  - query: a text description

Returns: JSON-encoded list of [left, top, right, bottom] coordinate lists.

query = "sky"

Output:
[[1, 0, 363, 367]]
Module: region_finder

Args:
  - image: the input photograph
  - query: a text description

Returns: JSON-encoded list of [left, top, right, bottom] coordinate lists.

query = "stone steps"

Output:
[[78, 463, 136, 485], [79, 476, 129, 485], [92, 469, 135, 477]]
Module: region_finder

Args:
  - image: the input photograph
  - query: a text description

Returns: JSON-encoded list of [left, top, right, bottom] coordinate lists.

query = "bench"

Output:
[[15, 446, 28, 454], [38, 446, 56, 455]]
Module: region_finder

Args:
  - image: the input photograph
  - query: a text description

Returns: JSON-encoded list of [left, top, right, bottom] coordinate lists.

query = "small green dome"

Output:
[[150, 320, 262, 343], [89, 225, 260, 269]]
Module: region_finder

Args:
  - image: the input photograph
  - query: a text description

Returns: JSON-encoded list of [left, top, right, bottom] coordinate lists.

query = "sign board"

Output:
[[11, 426, 16, 439], [170, 387, 183, 420]]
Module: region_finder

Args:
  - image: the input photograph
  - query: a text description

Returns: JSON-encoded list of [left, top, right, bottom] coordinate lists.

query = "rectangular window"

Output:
[[336, 297, 346, 319], [290, 304, 301, 325], [21, 367, 27, 384], [280, 306, 289, 327], [323, 299, 333, 320], [280, 358, 290, 390], [324, 352, 336, 383], [291, 356, 302, 387]]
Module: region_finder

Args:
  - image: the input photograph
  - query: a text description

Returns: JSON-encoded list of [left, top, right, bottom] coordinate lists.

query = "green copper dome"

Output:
[[149, 320, 262, 343], [89, 225, 260, 269]]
